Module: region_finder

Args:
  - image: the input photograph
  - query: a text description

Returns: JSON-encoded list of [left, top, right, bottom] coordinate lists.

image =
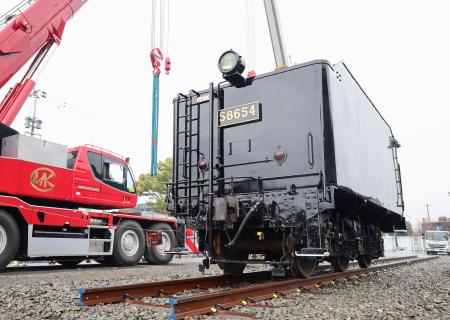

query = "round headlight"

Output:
[[218, 50, 245, 75]]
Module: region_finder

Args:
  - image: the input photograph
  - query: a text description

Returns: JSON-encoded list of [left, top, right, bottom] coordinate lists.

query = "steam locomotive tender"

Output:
[[168, 52, 406, 277]]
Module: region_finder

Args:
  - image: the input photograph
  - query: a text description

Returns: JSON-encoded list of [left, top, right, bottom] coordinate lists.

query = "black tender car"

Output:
[[168, 59, 406, 277]]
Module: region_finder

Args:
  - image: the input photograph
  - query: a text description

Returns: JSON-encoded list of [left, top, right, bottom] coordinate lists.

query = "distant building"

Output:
[[421, 216, 450, 232]]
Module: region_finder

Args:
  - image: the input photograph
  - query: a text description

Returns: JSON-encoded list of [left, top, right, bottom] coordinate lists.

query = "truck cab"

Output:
[[69, 145, 138, 209], [0, 123, 137, 209], [425, 231, 450, 255]]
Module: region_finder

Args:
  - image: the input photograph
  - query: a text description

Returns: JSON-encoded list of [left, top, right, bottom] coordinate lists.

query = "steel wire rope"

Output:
[[245, 0, 256, 71], [245, 0, 249, 65], [151, 0, 156, 50], [250, 0, 255, 71], [159, 0, 164, 52], [165, 0, 170, 57]]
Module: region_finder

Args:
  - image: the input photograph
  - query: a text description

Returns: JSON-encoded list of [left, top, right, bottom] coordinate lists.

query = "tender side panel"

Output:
[[326, 63, 400, 214]]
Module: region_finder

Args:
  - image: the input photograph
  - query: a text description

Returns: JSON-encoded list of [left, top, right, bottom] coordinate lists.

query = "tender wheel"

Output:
[[290, 257, 317, 278], [0, 210, 20, 270], [110, 220, 145, 266], [331, 256, 350, 272], [281, 231, 316, 278], [56, 259, 84, 267], [357, 255, 372, 268], [218, 262, 246, 275], [144, 223, 175, 265]]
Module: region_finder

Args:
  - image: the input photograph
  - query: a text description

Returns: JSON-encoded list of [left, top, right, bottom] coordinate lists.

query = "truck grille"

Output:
[[429, 243, 446, 249]]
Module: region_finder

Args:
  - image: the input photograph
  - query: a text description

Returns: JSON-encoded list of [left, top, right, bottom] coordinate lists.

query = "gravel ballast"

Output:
[[0, 256, 448, 319]]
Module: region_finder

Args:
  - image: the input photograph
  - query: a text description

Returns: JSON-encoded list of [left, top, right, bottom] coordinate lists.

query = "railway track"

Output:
[[77, 255, 436, 319]]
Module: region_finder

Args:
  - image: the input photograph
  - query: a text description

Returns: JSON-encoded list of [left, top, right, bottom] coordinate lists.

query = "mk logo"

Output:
[[30, 168, 56, 192]]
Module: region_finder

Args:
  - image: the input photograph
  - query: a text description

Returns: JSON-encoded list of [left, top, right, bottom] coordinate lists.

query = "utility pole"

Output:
[[425, 203, 431, 223], [25, 89, 46, 137]]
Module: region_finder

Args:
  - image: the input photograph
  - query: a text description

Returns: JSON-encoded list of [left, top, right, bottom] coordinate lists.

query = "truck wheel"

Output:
[[0, 210, 20, 270], [144, 223, 175, 265], [111, 220, 145, 266]]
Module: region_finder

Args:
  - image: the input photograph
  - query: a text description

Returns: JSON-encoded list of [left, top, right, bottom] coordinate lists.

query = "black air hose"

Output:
[[225, 201, 262, 247]]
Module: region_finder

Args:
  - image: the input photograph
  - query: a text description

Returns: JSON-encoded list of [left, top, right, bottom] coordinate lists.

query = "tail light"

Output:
[[198, 159, 209, 172], [274, 147, 287, 165]]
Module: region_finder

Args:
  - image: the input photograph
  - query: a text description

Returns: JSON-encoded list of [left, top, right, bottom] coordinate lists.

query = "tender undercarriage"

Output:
[[191, 188, 386, 278]]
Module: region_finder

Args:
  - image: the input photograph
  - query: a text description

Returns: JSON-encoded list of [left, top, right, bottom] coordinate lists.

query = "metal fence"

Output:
[[383, 235, 426, 256]]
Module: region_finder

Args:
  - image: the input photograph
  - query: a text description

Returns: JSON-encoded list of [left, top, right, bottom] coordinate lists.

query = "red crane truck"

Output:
[[0, 0, 180, 269]]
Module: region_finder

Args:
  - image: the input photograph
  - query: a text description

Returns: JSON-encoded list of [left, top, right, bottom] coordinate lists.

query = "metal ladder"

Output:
[[173, 92, 202, 215], [391, 147, 404, 209]]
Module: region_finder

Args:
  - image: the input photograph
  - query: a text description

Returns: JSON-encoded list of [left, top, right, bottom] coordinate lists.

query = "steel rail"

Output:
[[169, 256, 438, 319], [77, 255, 417, 307], [77, 270, 272, 306]]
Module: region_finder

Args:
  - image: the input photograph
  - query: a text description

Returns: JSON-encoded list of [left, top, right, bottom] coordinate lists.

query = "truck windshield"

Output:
[[425, 232, 449, 241], [126, 168, 136, 194]]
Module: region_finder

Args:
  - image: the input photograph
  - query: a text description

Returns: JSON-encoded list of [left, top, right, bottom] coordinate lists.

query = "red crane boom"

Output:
[[0, 0, 87, 125]]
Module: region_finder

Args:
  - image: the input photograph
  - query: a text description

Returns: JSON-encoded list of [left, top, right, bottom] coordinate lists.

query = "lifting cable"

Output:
[[245, 0, 256, 72], [150, 0, 170, 176]]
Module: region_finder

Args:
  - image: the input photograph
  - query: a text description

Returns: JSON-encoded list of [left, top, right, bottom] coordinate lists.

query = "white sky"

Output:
[[1, 0, 449, 227]]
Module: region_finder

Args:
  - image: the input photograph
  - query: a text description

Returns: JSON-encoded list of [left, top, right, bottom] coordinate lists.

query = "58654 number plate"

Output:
[[217, 101, 261, 128]]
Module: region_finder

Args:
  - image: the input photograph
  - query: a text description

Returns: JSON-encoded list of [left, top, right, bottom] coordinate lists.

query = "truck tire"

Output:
[[0, 210, 20, 270], [110, 220, 145, 266], [144, 223, 175, 265]]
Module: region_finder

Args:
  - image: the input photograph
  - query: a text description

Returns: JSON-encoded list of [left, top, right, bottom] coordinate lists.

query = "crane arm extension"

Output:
[[263, 0, 288, 68], [0, 0, 87, 90]]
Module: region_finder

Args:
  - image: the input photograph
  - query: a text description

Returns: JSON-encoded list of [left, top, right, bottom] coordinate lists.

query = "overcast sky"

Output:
[[1, 0, 449, 227]]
